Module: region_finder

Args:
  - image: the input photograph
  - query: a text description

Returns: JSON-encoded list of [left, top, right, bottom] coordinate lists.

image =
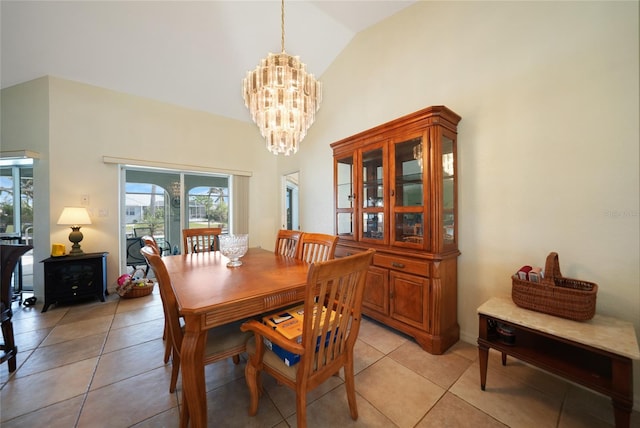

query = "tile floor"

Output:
[[1, 288, 638, 428]]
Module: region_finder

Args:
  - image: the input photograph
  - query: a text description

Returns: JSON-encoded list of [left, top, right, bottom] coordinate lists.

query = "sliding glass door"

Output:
[[123, 168, 229, 259]]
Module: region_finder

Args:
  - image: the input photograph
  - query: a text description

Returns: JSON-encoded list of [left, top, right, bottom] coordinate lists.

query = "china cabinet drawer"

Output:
[[373, 254, 428, 277]]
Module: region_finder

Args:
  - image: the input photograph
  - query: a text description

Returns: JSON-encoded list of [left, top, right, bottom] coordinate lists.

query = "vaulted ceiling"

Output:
[[1, 1, 415, 123]]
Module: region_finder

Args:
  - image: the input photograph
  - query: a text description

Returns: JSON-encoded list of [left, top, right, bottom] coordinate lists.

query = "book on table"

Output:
[[262, 304, 339, 366]]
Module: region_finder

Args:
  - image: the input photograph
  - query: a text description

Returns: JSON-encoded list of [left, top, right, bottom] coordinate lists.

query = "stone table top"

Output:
[[478, 296, 640, 360]]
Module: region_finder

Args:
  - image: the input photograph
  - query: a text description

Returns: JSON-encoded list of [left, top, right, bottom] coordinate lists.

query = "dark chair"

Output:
[[133, 227, 152, 237], [1, 244, 33, 373], [126, 237, 149, 275]]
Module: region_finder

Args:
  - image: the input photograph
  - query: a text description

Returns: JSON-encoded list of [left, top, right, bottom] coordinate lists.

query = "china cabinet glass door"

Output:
[[361, 144, 386, 243], [335, 155, 355, 239], [441, 133, 456, 250], [392, 136, 426, 248]]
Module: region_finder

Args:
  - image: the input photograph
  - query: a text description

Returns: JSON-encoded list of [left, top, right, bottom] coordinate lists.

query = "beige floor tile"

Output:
[[15, 332, 106, 378], [0, 394, 85, 428], [77, 367, 177, 427], [260, 365, 344, 419], [130, 406, 181, 427], [114, 290, 163, 314], [286, 387, 395, 428], [11, 306, 67, 332], [559, 384, 640, 428], [358, 317, 410, 354], [356, 356, 445, 427], [0, 348, 33, 384], [447, 339, 479, 362], [352, 337, 385, 375], [110, 303, 165, 330], [40, 314, 113, 346], [102, 317, 165, 353], [485, 350, 570, 401], [90, 338, 168, 390], [416, 392, 508, 427], [13, 326, 52, 352], [203, 355, 249, 392], [389, 340, 474, 389], [58, 299, 118, 324], [0, 357, 97, 422], [450, 360, 563, 428], [206, 376, 283, 428]]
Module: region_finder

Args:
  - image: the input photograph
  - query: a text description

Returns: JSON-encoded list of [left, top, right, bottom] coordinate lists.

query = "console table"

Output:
[[41, 252, 108, 312], [477, 297, 639, 428]]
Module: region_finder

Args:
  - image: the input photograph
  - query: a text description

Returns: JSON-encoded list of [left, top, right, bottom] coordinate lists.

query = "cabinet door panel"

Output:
[[363, 266, 389, 315], [390, 271, 428, 330]]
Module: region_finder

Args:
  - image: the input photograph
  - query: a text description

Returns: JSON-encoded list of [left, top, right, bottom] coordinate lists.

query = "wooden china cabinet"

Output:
[[331, 106, 461, 354]]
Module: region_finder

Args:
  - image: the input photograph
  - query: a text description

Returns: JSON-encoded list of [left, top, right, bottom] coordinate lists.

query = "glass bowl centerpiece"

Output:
[[218, 234, 248, 267]]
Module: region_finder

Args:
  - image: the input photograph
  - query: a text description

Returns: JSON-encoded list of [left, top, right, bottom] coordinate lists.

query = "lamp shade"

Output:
[[57, 207, 92, 226]]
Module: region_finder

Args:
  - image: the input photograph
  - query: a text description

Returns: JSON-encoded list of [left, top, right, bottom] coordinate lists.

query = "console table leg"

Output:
[[478, 344, 489, 391]]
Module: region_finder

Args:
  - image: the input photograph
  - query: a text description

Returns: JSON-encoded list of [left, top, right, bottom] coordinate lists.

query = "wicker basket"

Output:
[[120, 280, 155, 298], [116, 268, 155, 299], [511, 252, 597, 321]]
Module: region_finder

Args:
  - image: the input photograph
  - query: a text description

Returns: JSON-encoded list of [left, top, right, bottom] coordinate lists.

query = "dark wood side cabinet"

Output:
[[41, 252, 108, 312], [331, 106, 461, 354]]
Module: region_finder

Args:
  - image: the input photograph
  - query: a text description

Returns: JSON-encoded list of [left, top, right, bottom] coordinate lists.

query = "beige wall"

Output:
[[2, 0, 638, 409], [2, 76, 283, 298], [286, 1, 640, 406]]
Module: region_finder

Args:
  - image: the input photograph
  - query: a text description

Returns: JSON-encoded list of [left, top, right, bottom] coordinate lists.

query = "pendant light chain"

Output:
[[281, 0, 285, 53]]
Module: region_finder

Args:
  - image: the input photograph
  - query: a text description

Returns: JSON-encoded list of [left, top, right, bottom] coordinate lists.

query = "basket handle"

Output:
[[541, 252, 562, 285]]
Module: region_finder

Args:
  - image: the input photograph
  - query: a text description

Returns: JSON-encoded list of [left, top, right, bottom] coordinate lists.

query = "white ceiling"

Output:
[[1, 1, 415, 123]]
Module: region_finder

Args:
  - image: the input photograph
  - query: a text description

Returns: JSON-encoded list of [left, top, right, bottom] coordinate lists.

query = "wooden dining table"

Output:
[[161, 247, 310, 428]]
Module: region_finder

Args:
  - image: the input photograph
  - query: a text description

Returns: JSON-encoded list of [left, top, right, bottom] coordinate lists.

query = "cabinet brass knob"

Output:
[[392, 262, 405, 269]]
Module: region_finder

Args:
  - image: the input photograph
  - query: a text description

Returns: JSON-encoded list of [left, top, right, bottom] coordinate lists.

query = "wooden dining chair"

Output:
[[296, 232, 338, 263], [274, 229, 302, 257], [241, 249, 375, 428], [182, 227, 222, 254], [140, 245, 251, 427], [1, 244, 33, 373], [139, 235, 174, 364]]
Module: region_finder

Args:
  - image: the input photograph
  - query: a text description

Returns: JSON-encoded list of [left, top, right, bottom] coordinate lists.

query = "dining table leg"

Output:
[[181, 316, 208, 428]]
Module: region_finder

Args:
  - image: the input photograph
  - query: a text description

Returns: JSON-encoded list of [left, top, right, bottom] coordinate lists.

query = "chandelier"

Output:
[[242, 0, 322, 156]]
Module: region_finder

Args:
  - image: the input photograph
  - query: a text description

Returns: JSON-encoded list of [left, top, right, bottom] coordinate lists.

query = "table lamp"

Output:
[[57, 207, 92, 255]]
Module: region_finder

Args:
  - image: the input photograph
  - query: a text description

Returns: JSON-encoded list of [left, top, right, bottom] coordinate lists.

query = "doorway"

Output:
[[283, 172, 299, 230], [0, 156, 35, 293]]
